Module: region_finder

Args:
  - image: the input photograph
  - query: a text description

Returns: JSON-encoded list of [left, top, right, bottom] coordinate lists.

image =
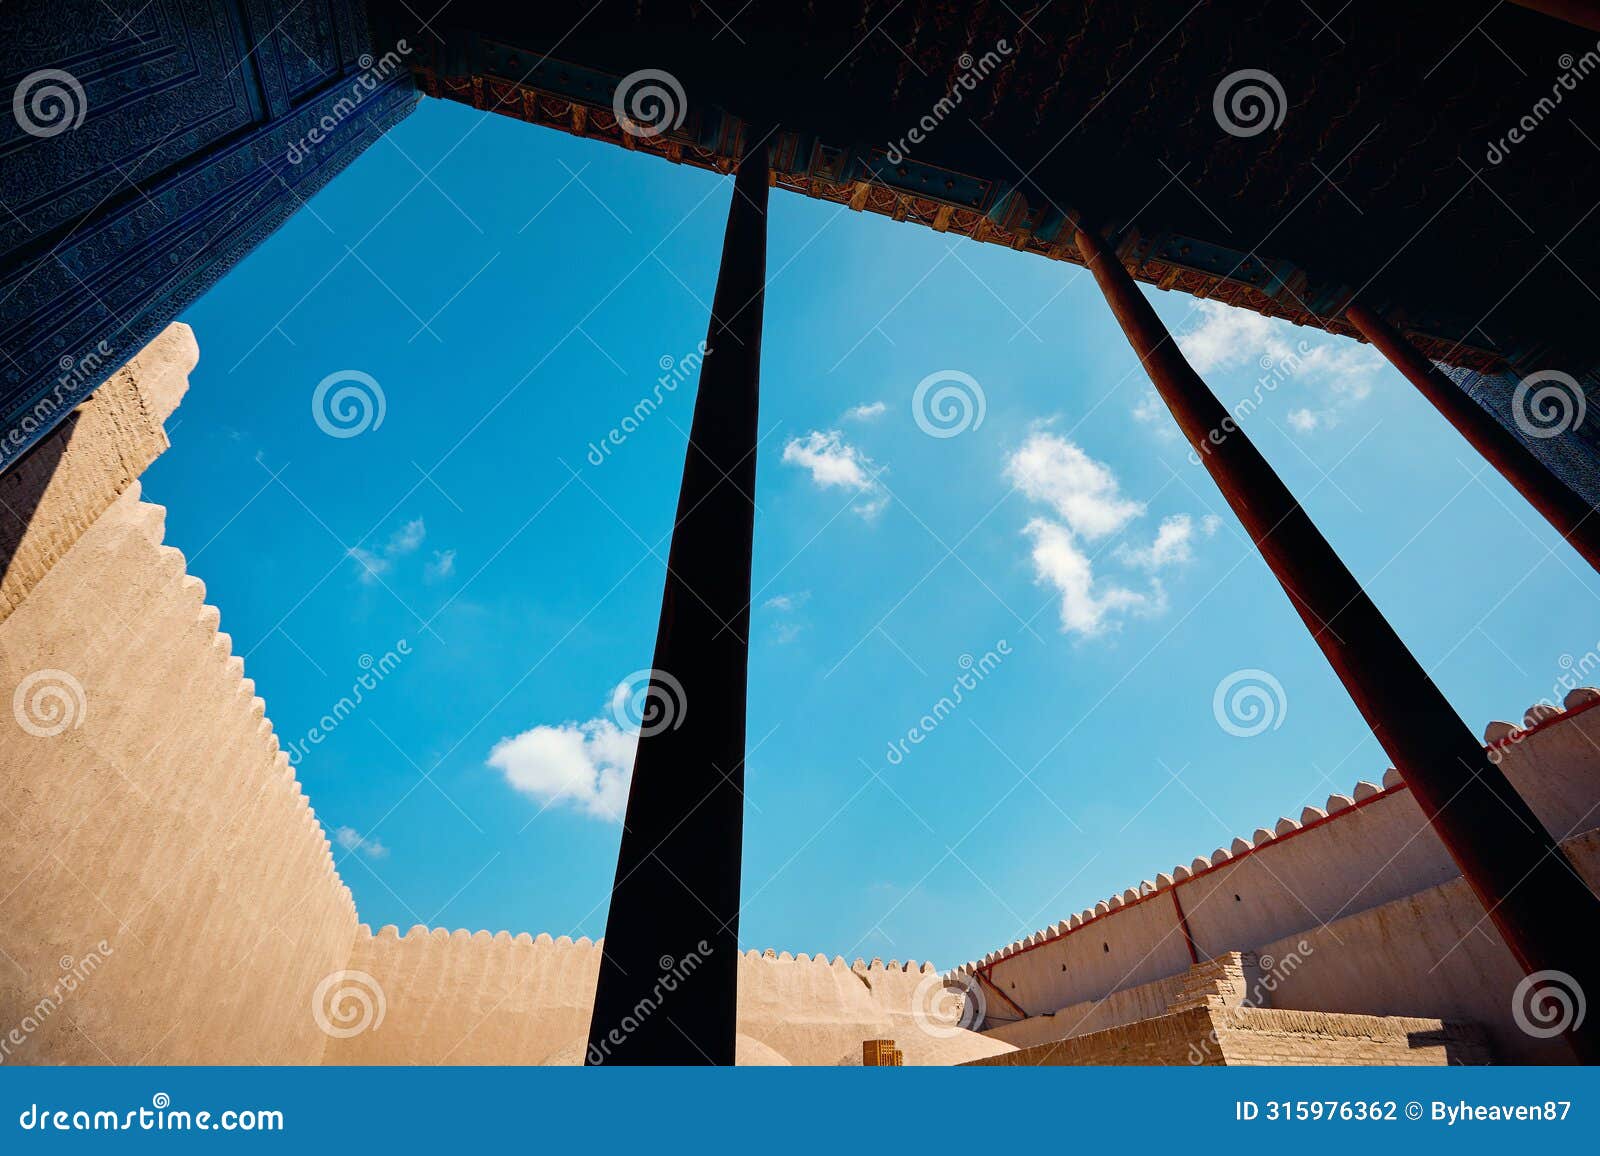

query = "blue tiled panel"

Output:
[[0, 0, 417, 472]]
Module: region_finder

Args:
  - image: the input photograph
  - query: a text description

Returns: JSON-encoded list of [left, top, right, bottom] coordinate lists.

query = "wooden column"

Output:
[[586, 140, 769, 1065], [1076, 226, 1600, 1063], [1345, 301, 1600, 574]]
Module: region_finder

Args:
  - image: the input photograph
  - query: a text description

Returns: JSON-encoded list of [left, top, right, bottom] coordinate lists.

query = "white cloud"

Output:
[[334, 826, 389, 859], [844, 401, 886, 421], [1177, 301, 1294, 374], [1131, 388, 1177, 442], [763, 591, 810, 643], [426, 548, 457, 581], [1278, 343, 1385, 432], [1004, 430, 1143, 539], [1132, 390, 1163, 424], [1296, 343, 1385, 398], [1114, 513, 1214, 570], [348, 547, 389, 583], [1175, 301, 1386, 434], [350, 517, 427, 584], [1006, 433, 1221, 637], [388, 518, 425, 555], [487, 709, 637, 822], [782, 430, 887, 518], [1022, 518, 1157, 636]]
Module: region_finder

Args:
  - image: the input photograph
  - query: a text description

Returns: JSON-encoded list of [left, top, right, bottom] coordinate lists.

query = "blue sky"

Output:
[[146, 97, 1599, 971]]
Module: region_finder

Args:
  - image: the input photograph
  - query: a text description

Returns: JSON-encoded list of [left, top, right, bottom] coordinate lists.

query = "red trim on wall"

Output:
[[1171, 886, 1200, 965], [973, 968, 1028, 1020], [1486, 692, 1600, 751], [979, 784, 1402, 977]]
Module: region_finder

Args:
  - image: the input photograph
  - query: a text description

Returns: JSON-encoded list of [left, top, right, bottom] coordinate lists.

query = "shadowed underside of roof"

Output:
[[388, 0, 1600, 376]]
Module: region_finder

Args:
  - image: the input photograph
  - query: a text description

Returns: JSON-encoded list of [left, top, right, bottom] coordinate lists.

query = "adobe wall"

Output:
[[735, 950, 1001, 1066], [983, 830, 1600, 1063], [966, 709, 1600, 1064], [0, 326, 357, 1064], [974, 1005, 1226, 1067], [1260, 828, 1600, 1064], [983, 973, 1183, 1050], [0, 323, 192, 623], [325, 927, 603, 1065], [969, 1006, 1487, 1067], [323, 928, 1013, 1066]]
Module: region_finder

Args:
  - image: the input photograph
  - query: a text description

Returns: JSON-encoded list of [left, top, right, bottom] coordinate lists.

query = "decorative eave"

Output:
[[412, 60, 1507, 375]]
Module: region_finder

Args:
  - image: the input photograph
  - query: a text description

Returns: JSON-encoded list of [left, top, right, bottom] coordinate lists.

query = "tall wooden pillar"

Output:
[[1076, 226, 1600, 1063], [1345, 302, 1600, 574], [586, 141, 770, 1065]]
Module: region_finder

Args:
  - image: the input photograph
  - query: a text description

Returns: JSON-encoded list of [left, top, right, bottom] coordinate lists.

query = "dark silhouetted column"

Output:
[[1506, 1, 1600, 33], [586, 139, 769, 1066], [1077, 225, 1600, 1063], [1346, 301, 1600, 574]]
